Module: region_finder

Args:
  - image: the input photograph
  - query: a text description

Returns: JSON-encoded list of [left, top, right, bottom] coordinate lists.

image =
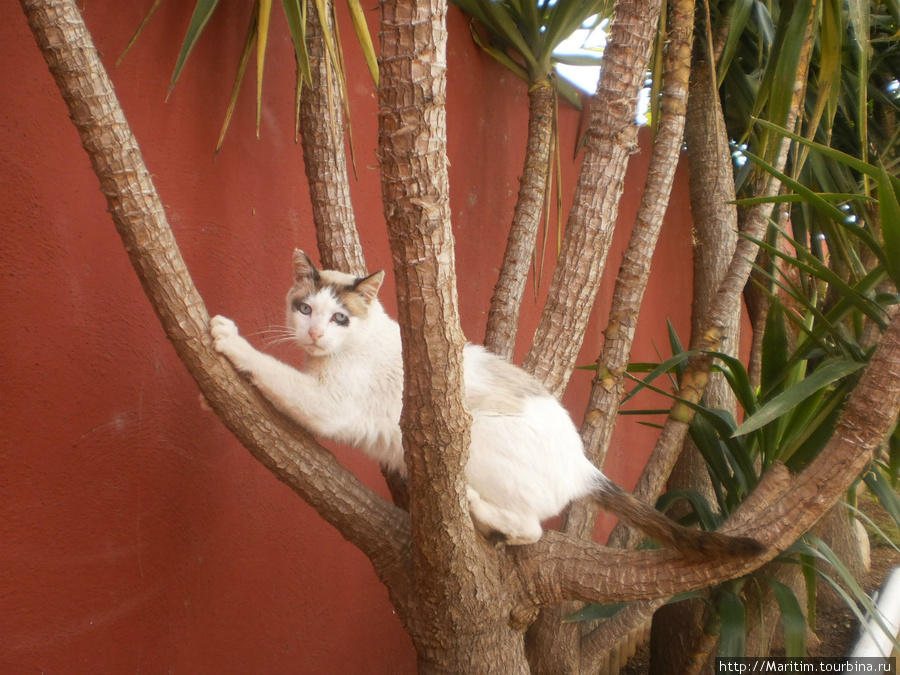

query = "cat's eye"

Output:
[[293, 300, 312, 315], [332, 312, 349, 326]]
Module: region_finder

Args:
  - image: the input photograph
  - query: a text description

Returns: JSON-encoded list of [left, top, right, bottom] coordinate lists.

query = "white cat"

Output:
[[210, 250, 763, 557]]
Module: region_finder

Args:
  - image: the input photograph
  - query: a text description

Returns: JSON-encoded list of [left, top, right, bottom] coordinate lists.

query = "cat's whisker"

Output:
[[262, 335, 301, 349], [254, 326, 294, 336], [256, 325, 300, 349]]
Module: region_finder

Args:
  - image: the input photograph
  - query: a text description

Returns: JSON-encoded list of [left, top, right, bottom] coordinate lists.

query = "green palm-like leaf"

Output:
[[759, 300, 789, 398], [795, 535, 900, 653], [733, 360, 864, 438], [452, 0, 611, 90], [256, 0, 274, 137], [760, 575, 808, 657], [124, 0, 378, 150], [657, 489, 725, 529], [716, 0, 755, 86], [117, 0, 164, 68], [877, 162, 900, 284], [167, 0, 221, 100], [751, 0, 814, 137], [864, 465, 900, 529], [717, 589, 747, 657], [215, 3, 258, 154], [281, 0, 312, 86], [346, 0, 379, 86]]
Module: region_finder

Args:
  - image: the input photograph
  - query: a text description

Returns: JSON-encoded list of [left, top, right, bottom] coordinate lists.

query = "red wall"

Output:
[[1, 2, 694, 672]]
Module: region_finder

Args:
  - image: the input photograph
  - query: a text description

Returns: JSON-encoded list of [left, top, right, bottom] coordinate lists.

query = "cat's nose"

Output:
[[308, 327, 323, 341]]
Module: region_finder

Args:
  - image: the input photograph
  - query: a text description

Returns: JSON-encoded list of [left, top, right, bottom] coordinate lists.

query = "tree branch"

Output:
[[484, 79, 555, 360], [20, 0, 411, 599], [299, 0, 367, 276]]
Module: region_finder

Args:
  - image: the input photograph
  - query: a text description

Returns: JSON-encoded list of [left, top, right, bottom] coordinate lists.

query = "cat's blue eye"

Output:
[[332, 312, 349, 326], [293, 300, 312, 315]]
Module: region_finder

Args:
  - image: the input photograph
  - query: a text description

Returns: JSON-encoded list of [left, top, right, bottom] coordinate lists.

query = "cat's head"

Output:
[[286, 250, 385, 357]]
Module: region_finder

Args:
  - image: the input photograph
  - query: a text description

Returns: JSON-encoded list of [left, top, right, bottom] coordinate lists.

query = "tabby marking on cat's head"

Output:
[[286, 250, 385, 356]]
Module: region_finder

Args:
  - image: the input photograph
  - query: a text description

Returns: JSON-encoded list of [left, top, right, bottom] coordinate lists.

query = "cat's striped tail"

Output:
[[593, 479, 765, 559]]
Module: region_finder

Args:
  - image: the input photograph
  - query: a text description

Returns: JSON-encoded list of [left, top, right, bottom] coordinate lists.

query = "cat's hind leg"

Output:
[[466, 487, 543, 545]]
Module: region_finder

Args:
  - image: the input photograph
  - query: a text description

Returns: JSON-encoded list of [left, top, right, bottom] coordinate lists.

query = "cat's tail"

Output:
[[593, 477, 765, 559]]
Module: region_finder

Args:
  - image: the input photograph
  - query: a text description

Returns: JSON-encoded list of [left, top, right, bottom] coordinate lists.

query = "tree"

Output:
[[17, 0, 900, 671]]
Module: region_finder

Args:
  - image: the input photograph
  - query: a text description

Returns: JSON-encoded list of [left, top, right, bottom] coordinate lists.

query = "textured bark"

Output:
[[299, 0, 367, 275], [377, 0, 528, 670], [581, 597, 668, 672], [484, 79, 554, 361], [528, 0, 696, 667], [19, 0, 411, 600], [522, 0, 663, 398], [683, 58, 741, 393]]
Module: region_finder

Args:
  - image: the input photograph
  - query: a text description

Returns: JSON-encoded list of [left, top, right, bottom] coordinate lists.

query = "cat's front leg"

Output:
[[209, 315, 330, 433], [210, 315, 260, 375]]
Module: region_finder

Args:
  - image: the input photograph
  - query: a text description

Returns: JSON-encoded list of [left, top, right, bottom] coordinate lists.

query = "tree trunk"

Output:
[[377, 0, 530, 669]]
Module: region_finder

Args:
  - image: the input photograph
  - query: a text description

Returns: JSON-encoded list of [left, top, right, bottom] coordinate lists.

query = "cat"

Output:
[[209, 250, 764, 558]]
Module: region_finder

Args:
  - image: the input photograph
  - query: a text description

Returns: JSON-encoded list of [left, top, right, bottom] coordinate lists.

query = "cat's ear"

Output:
[[292, 249, 320, 284], [354, 270, 385, 304]]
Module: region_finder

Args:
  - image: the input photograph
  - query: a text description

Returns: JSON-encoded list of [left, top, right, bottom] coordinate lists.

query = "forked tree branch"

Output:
[[527, 0, 697, 665], [522, 0, 663, 397], [19, 0, 412, 600]]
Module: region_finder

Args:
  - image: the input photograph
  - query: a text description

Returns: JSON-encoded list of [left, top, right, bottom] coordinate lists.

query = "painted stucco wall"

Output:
[[1, 1, 694, 672]]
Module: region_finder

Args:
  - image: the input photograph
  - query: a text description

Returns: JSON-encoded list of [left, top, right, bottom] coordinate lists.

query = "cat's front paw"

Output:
[[210, 315, 240, 343], [210, 315, 253, 370]]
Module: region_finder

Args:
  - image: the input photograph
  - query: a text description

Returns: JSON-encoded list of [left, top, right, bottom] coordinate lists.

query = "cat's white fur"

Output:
[[210, 251, 605, 544], [210, 252, 764, 557]]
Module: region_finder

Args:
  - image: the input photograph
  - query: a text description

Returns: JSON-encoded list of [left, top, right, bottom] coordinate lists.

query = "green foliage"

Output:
[[448, 0, 613, 105], [119, 0, 378, 152], [584, 119, 900, 655]]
